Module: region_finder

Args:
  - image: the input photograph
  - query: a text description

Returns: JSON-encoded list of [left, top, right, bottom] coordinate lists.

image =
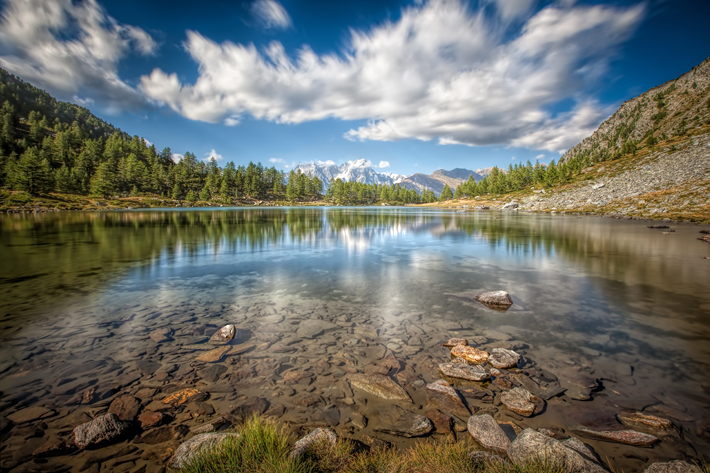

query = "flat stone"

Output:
[[644, 461, 702, 473], [424, 409, 453, 435], [439, 362, 490, 381], [226, 397, 270, 423], [507, 429, 607, 473], [140, 425, 189, 444], [162, 388, 200, 406], [426, 380, 470, 419], [169, 433, 240, 468], [108, 395, 141, 421], [474, 291, 513, 307], [198, 364, 228, 382], [138, 411, 166, 429], [562, 437, 595, 459], [426, 380, 462, 402], [33, 440, 77, 458], [7, 406, 55, 424], [135, 360, 161, 375], [149, 328, 172, 343], [487, 348, 520, 369], [349, 373, 412, 402], [574, 428, 658, 446], [501, 387, 538, 417], [73, 413, 126, 449], [450, 345, 489, 364], [618, 412, 673, 430], [296, 319, 338, 338], [467, 414, 511, 453], [374, 405, 433, 438], [208, 325, 237, 344], [442, 338, 468, 347], [289, 428, 337, 458], [190, 418, 227, 434], [195, 346, 230, 363]]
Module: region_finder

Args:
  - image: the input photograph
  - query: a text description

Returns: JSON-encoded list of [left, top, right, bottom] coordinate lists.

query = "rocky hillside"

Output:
[[562, 56, 710, 163]]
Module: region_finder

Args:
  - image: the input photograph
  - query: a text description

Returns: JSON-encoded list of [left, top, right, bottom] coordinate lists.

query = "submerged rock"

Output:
[[487, 348, 520, 369], [162, 388, 200, 407], [149, 327, 172, 343], [195, 346, 231, 363], [73, 413, 126, 449], [297, 319, 338, 338], [426, 380, 470, 419], [107, 394, 141, 421], [349, 373, 412, 402], [442, 338, 468, 347], [138, 411, 166, 429], [474, 291, 513, 308], [290, 428, 338, 458], [450, 345, 489, 364], [7, 406, 55, 424], [439, 362, 490, 381], [500, 387, 538, 417], [169, 433, 240, 468], [374, 405, 433, 438], [618, 412, 673, 431], [467, 414, 511, 453], [507, 429, 607, 473], [574, 428, 658, 446], [644, 461, 702, 473], [209, 324, 237, 344]]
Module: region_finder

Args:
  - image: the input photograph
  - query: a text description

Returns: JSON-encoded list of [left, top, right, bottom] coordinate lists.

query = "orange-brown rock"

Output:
[[195, 346, 230, 363], [162, 388, 200, 407], [442, 338, 468, 348], [138, 410, 166, 429], [450, 345, 489, 364]]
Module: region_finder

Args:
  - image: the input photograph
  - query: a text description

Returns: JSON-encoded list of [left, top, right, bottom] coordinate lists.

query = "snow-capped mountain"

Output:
[[295, 159, 408, 189]]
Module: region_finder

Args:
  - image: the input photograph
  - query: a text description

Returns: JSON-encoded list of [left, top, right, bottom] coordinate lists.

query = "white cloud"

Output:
[[224, 116, 240, 126], [269, 157, 284, 163], [143, 138, 153, 147], [0, 0, 156, 112], [140, 0, 644, 152], [316, 160, 336, 166], [252, 0, 291, 29], [378, 161, 390, 168], [535, 154, 545, 160], [204, 149, 224, 161], [487, 0, 537, 20], [511, 157, 516, 160], [72, 96, 95, 107], [171, 153, 184, 162]]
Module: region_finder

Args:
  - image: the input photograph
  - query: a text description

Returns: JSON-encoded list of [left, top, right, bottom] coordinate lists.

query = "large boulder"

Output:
[[374, 405, 433, 438], [507, 429, 607, 473], [467, 415, 511, 453], [169, 433, 240, 468], [439, 362, 490, 381], [73, 413, 127, 449], [644, 461, 702, 473], [289, 428, 337, 458], [349, 373, 412, 402]]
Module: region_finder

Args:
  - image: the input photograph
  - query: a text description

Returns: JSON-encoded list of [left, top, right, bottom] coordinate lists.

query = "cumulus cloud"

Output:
[[171, 153, 184, 162], [0, 0, 156, 112], [269, 157, 284, 163], [535, 154, 545, 160], [316, 160, 336, 166], [204, 149, 223, 161], [140, 0, 644, 152], [378, 161, 390, 168], [252, 0, 291, 29]]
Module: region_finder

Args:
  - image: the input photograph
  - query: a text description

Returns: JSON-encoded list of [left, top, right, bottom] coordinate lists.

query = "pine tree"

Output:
[[90, 161, 118, 198], [439, 184, 453, 201], [199, 186, 210, 201], [185, 190, 197, 203], [12, 147, 54, 194]]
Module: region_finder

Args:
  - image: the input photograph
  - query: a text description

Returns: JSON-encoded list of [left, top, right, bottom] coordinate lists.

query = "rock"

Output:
[[283, 370, 314, 385], [162, 388, 201, 407], [195, 346, 231, 363], [574, 428, 658, 446], [73, 413, 127, 449], [374, 405, 433, 438], [469, 450, 506, 462], [439, 362, 490, 381], [190, 418, 227, 434], [450, 345, 489, 364], [149, 327, 172, 343], [226, 397, 270, 422], [502, 202, 519, 209], [487, 348, 520, 369], [442, 338, 468, 347], [138, 411, 166, 429], [359, 435, 391, 449], [426, 380, 471, 419], [108, 395, 141, 421], [507, 429, 607, 473], [349, 373, 412, 402], [209, 324, 237, 344], [500, 387, 537, 417], [289, 428, 338, 458], [296, 319, 338, 338], [474, 291, 513, 308], [644, 461, 702, 473], [7, 406, 55, 424], [618, 412, 673, 430], [647, 225, 670, 229], [562, 437, 595, 459], [169, 432, 240, 468], [426, 380, 461, 401], [140, 425, 189, 444], [33, 440, 77, 458], [350, 413, 367, 429], [467, 414, 511, 453], [198, 364, 228, 382], [188, 401, 215, 416], [424, 409, 453, 435]]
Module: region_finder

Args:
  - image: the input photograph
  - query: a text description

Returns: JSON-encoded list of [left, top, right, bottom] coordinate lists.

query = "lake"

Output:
[[1, 207, 709, 472]]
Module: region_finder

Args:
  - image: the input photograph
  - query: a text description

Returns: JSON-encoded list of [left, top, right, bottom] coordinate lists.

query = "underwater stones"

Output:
[[195, 346, 230, 363], [169, 433, 240, 469], [208, 324, 236, 344], [439, 362, 490, 381], [73, 413, 126, 449], [198, 364, 228, 383], [374, 405, 433, 438], [7, 406, 54, 424], [138, 410, 166, 429], [467, 414, 511, 453], [190, 418, 227, 434], [507, 429, 607, 473], [574, 428, 659, 446], [149, 327, 172, 343], [107, 394, 141, 421], [442, 338, 468, 348], [450, 345, 489, 364], [162, 388, 200, 407], [474, 291, 513, 308], [290, 428, 338, 458], [349, 373, 412, 402], [500, 387, 538, 417], [296, 319, 338, 338], [487, 348, 520, 369], [618, 412, 673, 430], [140, 424, 189, 444], [426, 380, 471, 419]]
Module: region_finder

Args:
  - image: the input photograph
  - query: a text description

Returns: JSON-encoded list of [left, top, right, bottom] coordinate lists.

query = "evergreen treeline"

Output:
[[324, 178, 437, 205]]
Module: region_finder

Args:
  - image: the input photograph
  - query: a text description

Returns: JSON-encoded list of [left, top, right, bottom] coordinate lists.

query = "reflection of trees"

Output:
[[326, 209, 431, 232]]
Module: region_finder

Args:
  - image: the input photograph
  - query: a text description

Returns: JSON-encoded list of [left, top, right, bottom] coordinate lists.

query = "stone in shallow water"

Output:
[[162, 388, 200, 407], [195, 346, 230, 363], [73, 413, 126, 449], [140, 425, 189, 444], [149, 327, 172, 343], [439, 362, 490, 381], [442, 338, 468, 348], [7, 406, 54, 424], [108, 394, 141, 421], [349, 373, 412, 402], [374, 405, 433, 438], [644, 461, 702, 473], [574, 428, 658, 446], [289, 428, 338, 458], [500, 387, 537, 417], [450, 345, 489, 364], [487, 348, 520, 369], [138, 410, 166, 429], [467, 414, 511, 453], [169, 433, 240, 468], [424, 409, 453, 435], [296, 319, 338, 338], [209, 324, 237, 344], [426, 380, 470, 419], [474, 291, 513, 307], [507, 429, 607, 473], [618, 412, 673, 430]]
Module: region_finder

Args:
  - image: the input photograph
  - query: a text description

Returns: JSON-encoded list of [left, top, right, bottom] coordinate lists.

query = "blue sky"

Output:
[[0, 0, 708, 176]]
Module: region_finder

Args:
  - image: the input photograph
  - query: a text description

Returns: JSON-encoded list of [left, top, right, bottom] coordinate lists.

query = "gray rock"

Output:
[[73, 413, 126, 449], [297, 319, 338, 338], [644, 461, 702, 473], [289, 428, 337, 458], [474, 291, 513, 307], [502, 202, 519, 209], [349, 373, 412, 402], [467, 415, 511, 453], [574, 428, 658, 446], [374, 405, 433, 438], [439, 362, 490, 381], [488, 348, 520, 369], [469, 450, 506, 462], [169, 433, 240, 468], [209, 324, 237, 344], [562, 437, 595, 459], [507, 429, 607, 473], [501, 387, 537, 416]]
